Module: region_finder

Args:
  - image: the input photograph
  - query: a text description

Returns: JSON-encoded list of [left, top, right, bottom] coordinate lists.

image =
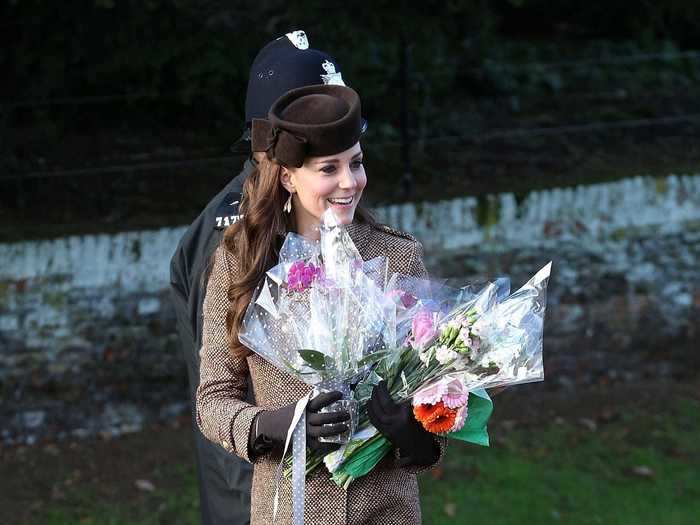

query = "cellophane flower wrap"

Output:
[[321, 262, 551, 488], [238, 209, 396, 401], [240, 209, 552, 490]]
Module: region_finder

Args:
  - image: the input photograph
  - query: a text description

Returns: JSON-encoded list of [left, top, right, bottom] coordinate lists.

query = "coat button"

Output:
[[222, 440, 230, 450]]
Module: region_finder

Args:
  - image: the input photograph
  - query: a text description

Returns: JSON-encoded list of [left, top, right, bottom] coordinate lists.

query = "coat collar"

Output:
[[345, 220, 373, 254]]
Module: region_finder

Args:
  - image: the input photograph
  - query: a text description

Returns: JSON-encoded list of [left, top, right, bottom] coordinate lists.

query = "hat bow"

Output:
[[251, 119, 308, 168]]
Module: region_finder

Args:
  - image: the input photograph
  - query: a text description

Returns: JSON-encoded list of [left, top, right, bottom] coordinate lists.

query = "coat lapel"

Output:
[[345, 221, 372, 258]]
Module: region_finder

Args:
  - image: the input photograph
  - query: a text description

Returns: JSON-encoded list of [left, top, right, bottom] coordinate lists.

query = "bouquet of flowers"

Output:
[[239, 209, 551, 490], [323, 261, 550, 487]]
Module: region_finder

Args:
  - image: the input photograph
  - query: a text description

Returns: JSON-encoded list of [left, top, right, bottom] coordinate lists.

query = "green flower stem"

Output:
[[331, 433, 392, 487], [283, 450, 325, 479], [286, 303, 489, 484]]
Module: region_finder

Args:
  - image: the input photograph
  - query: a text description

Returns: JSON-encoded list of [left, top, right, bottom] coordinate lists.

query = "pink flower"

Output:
[[442, 378, 469, 409], [413, 377, 469, 409], [413, 380, 447, 406], [287, 260, 322, 292], [451, 405, 468, 432], [408, 309, 437, 349]]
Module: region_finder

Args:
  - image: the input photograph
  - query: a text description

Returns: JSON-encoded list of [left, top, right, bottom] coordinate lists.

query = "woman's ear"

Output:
[[280, 166, 295, 193]]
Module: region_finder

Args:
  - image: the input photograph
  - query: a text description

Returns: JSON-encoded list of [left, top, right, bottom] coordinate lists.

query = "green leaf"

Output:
[[331, 434, 393, 486], [448, 388, 493, 446], [358, 350, 392, 367], [298, 349, 329, 371]]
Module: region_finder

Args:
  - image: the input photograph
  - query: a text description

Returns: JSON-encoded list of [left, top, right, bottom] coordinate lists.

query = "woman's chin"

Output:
[[335, 212, 355, 225], [324, 205, 356, 225]]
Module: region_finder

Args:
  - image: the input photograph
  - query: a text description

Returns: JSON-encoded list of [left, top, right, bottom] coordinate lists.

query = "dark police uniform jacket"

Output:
[[169, 158, 256, 525]]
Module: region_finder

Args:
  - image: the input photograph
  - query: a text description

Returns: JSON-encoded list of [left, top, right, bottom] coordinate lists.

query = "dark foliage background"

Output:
[[3, 0, 700, 239], [5, 1, 700, 124]]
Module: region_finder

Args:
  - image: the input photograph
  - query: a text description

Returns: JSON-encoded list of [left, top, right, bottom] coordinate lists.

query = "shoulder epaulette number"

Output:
[[214, 192, 243, 230]]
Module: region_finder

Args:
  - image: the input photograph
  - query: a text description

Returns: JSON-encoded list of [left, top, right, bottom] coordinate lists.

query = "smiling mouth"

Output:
[[327, 196, 354, 205]]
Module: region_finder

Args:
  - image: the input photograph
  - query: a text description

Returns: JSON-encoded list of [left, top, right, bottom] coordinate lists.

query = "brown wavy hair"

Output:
[[223, 155, 375, 359]]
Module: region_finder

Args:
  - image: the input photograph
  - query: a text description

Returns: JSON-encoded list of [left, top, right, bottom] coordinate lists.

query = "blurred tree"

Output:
[[3, 0, 699, 134]]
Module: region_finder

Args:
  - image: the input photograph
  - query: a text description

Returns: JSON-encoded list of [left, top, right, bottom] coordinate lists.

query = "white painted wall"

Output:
[[1, 174, 698, 290]]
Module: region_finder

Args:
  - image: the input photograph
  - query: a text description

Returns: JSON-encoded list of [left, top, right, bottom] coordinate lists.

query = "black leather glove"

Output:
[[367, 381, 440, 467], [249, 391, 350, 458]]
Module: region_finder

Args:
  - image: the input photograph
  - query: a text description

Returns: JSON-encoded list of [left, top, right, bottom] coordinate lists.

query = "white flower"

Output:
[[458, 328, 472, 346], [478, 340, 521, 369], [470, 319, 484, 336], [419, 348, 433, 366], [471, 336, 481, 351], [448, 319, 461, 330], [435, 345, 460, 365]]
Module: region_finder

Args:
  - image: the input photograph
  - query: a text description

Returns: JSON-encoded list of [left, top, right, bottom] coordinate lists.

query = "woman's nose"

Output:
[[338, 165, 358, 189]]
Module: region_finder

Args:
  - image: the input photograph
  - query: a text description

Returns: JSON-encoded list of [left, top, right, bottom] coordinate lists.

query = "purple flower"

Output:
[[400, 292, 418, 309], [385, 289, 418, 310]]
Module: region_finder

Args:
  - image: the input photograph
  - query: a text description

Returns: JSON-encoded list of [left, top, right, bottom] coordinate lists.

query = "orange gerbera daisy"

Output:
[[413, 401, 459, 434], [413, 401, 445, 424], [423, 407, 457, 434]]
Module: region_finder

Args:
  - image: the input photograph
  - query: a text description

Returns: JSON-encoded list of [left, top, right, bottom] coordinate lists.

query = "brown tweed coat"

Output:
[[196, 221, 444, 525]]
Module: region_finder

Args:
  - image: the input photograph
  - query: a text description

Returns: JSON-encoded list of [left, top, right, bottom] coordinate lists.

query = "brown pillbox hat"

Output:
[[251, 84, 362, 168]]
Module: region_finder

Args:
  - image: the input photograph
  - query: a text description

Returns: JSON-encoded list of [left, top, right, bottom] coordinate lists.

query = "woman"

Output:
[[196, 85, 443, 525]]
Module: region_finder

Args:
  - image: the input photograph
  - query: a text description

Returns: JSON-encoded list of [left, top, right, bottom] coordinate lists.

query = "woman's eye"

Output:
[[321, 165, 336, 174], [351, 160, 363, 169]]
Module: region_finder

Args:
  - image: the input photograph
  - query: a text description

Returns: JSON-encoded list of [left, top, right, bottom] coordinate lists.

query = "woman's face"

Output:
[[282, 142, 366, 237]]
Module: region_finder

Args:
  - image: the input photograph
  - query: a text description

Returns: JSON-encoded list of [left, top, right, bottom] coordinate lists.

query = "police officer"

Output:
[[169, 30, 355, 525]]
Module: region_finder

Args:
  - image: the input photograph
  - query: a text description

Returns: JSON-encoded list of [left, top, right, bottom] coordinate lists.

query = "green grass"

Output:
[[27, 463, 200, 525], [421, 398, 700, 525], [24, 398, 700, 525]]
